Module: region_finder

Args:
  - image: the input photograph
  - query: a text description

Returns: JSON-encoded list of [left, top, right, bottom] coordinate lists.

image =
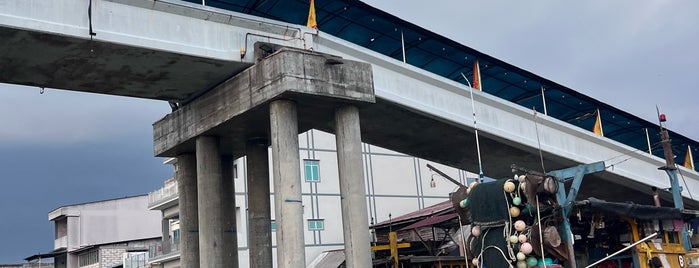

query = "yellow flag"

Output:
[[593, 109, 603, 136], [307, 0, 317, 29], [473, 59, 482, 91], [685, 145, 695, 170]]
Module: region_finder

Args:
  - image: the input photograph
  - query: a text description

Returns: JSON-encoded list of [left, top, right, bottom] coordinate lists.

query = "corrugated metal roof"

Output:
[[306, 249, 345, 268], [180, 0, 698, 170], [372, 200, 453, 228], [398, 213, 458, 231]]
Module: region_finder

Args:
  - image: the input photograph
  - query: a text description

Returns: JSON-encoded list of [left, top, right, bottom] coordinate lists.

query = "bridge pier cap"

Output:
[[153, 47, 375, 158]]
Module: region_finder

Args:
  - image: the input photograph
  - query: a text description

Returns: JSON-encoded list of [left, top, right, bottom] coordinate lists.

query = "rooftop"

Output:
[[179, 0, 697, 170]]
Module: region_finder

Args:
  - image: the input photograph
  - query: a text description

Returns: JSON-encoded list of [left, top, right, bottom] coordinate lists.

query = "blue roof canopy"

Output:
[[182, 0, 698, 170]]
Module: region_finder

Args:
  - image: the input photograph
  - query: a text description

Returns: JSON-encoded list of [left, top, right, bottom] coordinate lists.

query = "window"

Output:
[[304, 160, 320, 182], [78, 249, 99, 267], [271, 220, 277, 232], [308, 219, 324, 231]]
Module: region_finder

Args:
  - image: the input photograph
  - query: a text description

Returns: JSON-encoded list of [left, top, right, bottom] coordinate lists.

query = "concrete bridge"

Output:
[[2, 0, 698, 267]]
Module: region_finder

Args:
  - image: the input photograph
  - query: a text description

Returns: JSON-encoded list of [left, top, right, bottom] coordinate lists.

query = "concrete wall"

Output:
[[49, 195, 162, 254]]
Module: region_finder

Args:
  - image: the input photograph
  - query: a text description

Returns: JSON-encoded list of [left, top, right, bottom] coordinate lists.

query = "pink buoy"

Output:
[[520, 242, 533, 254], [518, 234, 528, 243], [518, 175, 526, 183], [514, 220, 527, 231], [471, 225, 481, 237]]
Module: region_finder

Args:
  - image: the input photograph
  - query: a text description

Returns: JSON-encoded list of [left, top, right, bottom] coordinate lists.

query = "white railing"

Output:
[[148, 179, 179, 207]]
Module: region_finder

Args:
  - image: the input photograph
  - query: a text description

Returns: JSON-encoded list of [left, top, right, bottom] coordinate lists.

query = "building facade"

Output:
[[148, 129, 475, 267], [27, 196, 163, 268]]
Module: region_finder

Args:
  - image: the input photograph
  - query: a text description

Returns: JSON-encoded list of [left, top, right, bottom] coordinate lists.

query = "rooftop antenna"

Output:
[[460, 73, 484, 182]]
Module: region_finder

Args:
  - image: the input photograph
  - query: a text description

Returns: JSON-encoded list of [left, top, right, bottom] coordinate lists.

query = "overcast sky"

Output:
[[1, 0, 698, 264]]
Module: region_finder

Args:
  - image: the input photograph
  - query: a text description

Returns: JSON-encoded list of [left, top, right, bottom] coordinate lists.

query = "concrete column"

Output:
[[335, 105, 372, 268], [221, 155, 239, 266], [176, 154, 199, 267], [246, 138, 273, 267], [196, 136, 238, 267], [161, 217, 171, 253], [270, 100, 306, 268]]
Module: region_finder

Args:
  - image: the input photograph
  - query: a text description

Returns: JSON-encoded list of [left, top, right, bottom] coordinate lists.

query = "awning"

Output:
[[25, 248, 67, 261], [399, 213, 458, 231]]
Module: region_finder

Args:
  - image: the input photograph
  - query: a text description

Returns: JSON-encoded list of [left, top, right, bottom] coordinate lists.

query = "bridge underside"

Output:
[[1, 25, 693, 208], [0, 26, 249, 102]]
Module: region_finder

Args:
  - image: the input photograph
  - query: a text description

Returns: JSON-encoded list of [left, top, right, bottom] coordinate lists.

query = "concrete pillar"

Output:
[[335, 105, 372, 267], [176, 154, 199, 267], [196, 136, 238, 267], [161, 217, 171, 253], [270, 100, 306, 268], [246, 138, 273, 267], [221, 155, 239, 266]]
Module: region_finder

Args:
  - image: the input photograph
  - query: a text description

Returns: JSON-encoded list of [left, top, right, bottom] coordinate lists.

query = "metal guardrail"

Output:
[[123, 253, 148, 268], [148, 238, 181, 260]]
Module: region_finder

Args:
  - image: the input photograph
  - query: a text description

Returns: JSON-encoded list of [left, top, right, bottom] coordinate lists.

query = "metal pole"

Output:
[[401, 30, 406, 63], [460, 73, 484, 182], [645, 128, 652, 154], [541, 86, 548, 115], [585, 232, 658, 268]]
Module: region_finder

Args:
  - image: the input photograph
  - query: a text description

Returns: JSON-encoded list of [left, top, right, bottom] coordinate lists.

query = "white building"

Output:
[[26, 196, 163, 268], [147, 129, 475, 267]]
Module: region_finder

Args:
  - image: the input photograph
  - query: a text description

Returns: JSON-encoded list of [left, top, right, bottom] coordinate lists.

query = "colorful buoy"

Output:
[[509, 235, 519, 244], [518, 234, 528, 243], [516, 252, 526, 261], [516, 260, 527, 268], [459, 198, 468, 208], [471, 225, 481, 237], [520, 242, 533, 254], [509, 206, 521, 217], [504, 181, 516, 193], [512, 196, 522, 206], [514, 220, 527, 231], [518, 175, 527, 183], [526, 256, 538, 266]]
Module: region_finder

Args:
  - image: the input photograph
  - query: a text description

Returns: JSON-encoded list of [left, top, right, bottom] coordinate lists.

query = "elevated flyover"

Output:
[[1, 0, 697, 205]]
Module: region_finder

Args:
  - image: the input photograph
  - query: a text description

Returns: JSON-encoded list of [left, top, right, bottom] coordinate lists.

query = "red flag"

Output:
[[307, 0, 318, 29], [473, 59, 482, 91], [592, 109, 604, 136]]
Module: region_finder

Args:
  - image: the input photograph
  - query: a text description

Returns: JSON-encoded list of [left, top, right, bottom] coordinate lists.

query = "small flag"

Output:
[[592, 109, 604, 136], [307, 0, 318, 29], [473, 59, 482, 91], [685, 145, 695, 170]]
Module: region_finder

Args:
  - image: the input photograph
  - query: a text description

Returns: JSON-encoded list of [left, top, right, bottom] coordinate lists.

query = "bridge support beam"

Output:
[[152, 47, 375, 268], [270, 100, 306, 268], [335, 105, 372, 268], [176, 154, 199, 268], [246, 138, 273, 268]]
